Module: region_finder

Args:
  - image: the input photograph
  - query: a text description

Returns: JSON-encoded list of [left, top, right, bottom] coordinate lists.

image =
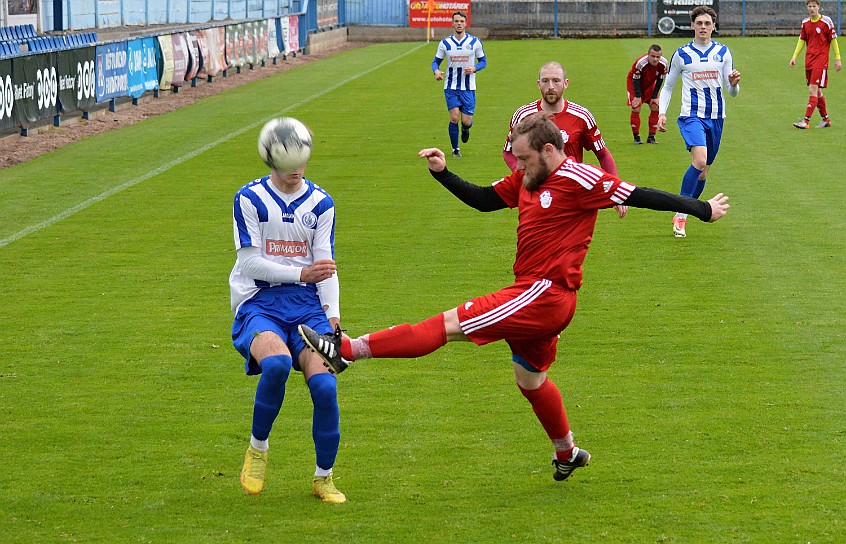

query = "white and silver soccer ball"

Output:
[[257, 117, 313, 173]]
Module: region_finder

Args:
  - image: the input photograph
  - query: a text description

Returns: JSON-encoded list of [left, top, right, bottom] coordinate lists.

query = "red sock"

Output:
[[817, 94, 828, 118], [340, 336, 353, 360], [805, 95, 819, 120], [648, 110, 659, 133], [364, 313, 447, 359], [519, 379, 572, 459], [630, 110, 641, 134]]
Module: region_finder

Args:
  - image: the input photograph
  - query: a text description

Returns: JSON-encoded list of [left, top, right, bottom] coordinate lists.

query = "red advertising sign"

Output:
[[409, 1, 472, 28]]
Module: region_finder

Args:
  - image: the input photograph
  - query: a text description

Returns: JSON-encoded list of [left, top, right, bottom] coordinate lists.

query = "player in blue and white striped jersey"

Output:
[[658, 5, 740, 238], [432, 11, 487, 157], [230, 140, 347, 503]]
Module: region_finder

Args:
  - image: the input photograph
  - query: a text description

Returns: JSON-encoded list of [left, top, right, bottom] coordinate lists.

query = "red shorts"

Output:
[[456, 279, 577, 372], [805, 67, 828, 88], [626, 84, 658, 107]]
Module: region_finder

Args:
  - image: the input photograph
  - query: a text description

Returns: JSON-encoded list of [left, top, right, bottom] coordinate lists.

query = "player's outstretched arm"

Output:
[[419, 147, 447, 172], [420, 149, 508, 212], [706, 193, 730, 222], [624, 186, 729, 223]]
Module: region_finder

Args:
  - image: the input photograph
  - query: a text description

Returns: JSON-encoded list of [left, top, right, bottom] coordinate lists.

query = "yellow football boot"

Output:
[[312, 474, 346, 503], [240, 445, 268, 495]]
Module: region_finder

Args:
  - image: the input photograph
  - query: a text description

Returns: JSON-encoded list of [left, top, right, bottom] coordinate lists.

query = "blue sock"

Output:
[[448, 122, 459, 150], [693, 178, 707, 199], [462, 122, 472, 131], [308, 373, 340, 470], [251, 355, 292, 441], [680, 165, 703, 198]]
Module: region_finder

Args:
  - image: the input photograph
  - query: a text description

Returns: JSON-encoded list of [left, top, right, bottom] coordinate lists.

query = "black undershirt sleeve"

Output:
[[624, 186, 712, 222], [633, 77, 642, 98], [651, 78, 664, 100], [429, 168, 509, 212]]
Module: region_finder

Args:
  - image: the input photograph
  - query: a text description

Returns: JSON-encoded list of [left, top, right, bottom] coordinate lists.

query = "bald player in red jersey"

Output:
[[790, 0, 842, 129], [503, 61, 618, 175], [627, 44, 669, 144], [299, 114, 730, 483]]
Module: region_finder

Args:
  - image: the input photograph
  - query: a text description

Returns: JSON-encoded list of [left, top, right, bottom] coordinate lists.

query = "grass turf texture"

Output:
[[1, 37, 844, 543]]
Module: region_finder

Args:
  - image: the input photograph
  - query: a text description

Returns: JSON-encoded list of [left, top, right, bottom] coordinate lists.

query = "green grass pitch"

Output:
[[1, 37, 844, 543]]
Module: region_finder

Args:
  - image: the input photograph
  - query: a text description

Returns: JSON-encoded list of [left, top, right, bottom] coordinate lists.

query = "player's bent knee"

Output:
[[308, 373, 338, 404], [260, 355, 292, 384], [513, 362, 547, 390]]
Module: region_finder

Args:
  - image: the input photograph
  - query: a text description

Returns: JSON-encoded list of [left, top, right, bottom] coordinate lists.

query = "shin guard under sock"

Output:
[[308, 373, 340, 470], [519, 379, 571, 448], [365, 313, 447, 359], [251, 355, 292, 441], [448, 122, 459, 150], [680, 165, 703, 197]]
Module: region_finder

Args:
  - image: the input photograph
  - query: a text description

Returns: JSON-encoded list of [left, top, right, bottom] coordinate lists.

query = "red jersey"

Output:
[[503, 100, 606, 163], [626, 54, 669, 96], [492, 157, 635, 290], [800, 15, 838, 70]]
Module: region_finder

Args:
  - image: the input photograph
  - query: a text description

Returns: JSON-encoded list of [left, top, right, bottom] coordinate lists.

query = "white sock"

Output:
[[250, 436, 269, 452], [315, 466, 332, 478]]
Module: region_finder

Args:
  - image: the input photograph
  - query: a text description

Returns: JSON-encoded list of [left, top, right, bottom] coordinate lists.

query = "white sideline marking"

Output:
[[1, 43, 426, 249]]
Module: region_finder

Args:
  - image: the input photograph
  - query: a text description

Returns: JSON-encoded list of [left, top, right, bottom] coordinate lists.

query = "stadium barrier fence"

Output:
[[345, 0, 842, 37], [0, 15, 307, 137]]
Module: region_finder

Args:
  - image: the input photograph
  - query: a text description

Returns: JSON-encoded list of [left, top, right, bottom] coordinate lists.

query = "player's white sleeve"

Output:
[[659, 53, 682, 115], [723, 50, 739, 97], [316, 273, 340, 320], [312, 206, 340, 320], [237, 246, 302, 283]]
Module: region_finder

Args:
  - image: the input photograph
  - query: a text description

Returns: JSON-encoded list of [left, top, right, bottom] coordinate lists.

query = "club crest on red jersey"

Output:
[[540, 190, 553, 209]]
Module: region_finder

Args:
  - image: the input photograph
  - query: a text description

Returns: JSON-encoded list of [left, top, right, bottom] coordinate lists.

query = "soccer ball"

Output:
[[257, 117, 313, 173]]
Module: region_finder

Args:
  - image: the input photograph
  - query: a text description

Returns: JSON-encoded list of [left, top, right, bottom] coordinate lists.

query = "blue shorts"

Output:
[[444, 89, 476, 115], [232, 285, 332, 375], [677, 116, 723, 165]]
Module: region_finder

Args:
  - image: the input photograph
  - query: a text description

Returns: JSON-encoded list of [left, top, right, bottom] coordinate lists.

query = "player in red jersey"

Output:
[[299, 114, 730, 483], [503, 61, 618, 175], [627, 44, 669, 144], [789, 0, 842, 129]]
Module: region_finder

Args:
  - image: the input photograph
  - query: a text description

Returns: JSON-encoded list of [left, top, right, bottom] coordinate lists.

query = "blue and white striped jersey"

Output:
[[434, 33, 486, 91], [659, 40, 738, 119], [229, 175, 336, 313]]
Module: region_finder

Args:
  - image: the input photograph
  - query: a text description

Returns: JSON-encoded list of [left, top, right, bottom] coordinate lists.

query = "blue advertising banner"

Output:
[[96, 42, 129, 103], [127, 37, 159, 99], [0, 59, 14, 130]]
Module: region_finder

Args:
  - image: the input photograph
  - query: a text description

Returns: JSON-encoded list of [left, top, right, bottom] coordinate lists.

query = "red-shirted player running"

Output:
[[503, 61, 618, 175], [627, 44, 669, 144], [300, 114, 730, 483], [789, 0, 842, 129]]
